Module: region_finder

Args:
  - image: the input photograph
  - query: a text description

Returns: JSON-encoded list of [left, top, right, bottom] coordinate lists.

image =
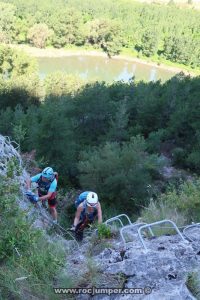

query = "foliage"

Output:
[[140, 29, 159, 57], [141, 198, 187, 230], [0, 47, 200, 212], [78, 136, 162, 211], [141, 179, 200, 225], [85, 18, 123, 56], [49, 7, 85, 48], [0, 2, 16, 42], [0, 175, 65, 299], [0, 45, 41, 109], [0, 75, 41, 109], [0, 45, 37, 79], [44, 72, 84, 97], [97, 223, 112, 239], [28, 23, 53, 48], [186, 271, 200, 300], [2, 0, 200, 65], [6, 156, 22, 178], [13, 122, 26, 148]]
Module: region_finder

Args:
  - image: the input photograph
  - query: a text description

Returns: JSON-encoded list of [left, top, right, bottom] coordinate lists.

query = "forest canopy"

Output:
[[1, 0, 200, 67], [0, 45, 200, 212]]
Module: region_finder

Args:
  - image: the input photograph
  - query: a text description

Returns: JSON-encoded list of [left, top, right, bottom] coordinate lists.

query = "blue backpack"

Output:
[[75, 191, 91, 208]]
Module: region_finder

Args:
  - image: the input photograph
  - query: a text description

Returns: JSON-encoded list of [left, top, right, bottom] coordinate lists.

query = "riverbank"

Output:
[[10, 44, 196, 76]]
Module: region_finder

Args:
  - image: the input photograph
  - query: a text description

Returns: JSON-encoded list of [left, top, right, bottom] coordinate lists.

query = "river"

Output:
[[37, 55, 178, 83]]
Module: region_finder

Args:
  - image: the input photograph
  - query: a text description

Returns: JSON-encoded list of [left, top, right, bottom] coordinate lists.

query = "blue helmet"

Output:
[[42, 167, 54, 180]]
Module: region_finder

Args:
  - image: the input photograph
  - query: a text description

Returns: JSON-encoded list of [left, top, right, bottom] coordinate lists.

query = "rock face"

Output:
[[67, 227, 200, 300], [0, 134, 77, 247], [0, 135, 22, 176], [1, 134, 199, 299]]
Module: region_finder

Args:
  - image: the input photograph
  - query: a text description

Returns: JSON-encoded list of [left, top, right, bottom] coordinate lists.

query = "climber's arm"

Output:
[[73, 205, 83, 227], [97, 202, 102, 224]]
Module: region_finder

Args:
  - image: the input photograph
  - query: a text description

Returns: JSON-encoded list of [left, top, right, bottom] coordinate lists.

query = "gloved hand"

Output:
[[69, 225, 76, 232], [25, 190, 35, 197], [32, 195, 39, 203], [25, 191, 39, 203]]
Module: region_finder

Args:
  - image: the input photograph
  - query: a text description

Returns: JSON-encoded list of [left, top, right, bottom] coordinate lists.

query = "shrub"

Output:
[[186, 271, 200, 299], [97, 223, 112, 239], [141, 178, 200, 227], [78, 135, 163, 212], [0, 174, 65, 299]]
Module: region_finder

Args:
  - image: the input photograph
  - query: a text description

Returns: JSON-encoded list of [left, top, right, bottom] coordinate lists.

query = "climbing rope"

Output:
[[24, 193, 79, 248]]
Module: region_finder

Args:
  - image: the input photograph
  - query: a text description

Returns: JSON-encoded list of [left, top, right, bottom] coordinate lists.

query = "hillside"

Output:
[[137, 0, 200, 9], [1, 2, 200, 296], [1, 134, 200, 299], [1, 0, 200, 70]]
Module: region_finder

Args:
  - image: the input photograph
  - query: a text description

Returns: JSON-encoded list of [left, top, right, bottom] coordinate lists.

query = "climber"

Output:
[[70, 191, 102, 240], [26, 167, 58, 224]]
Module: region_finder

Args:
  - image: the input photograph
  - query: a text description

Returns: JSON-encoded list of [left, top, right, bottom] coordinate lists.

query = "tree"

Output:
[[0, 46, 41, 109], [44, 72, 84, 97], [140, 29, 159, 57], [49, 8, 84, 48], [0, 74, 41, 110], [30, 99, 78, 183], [85, 18, 123, 56], [0, 107, 14, 135], [13, 122, 27, 150], [13, 17, 29, 43], [0, 31, 8, 43], [28, 23, 53, 48], [78, 136, 161, 211], [0, 2, 16, 42], [71, 82, 116, 145], [163, 34, 193, 66], [107, 97, 129, 142], [0, 45, 38, 79]]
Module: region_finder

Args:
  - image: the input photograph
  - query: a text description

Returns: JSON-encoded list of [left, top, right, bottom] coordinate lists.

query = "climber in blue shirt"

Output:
[[26, 167, 58, 223]]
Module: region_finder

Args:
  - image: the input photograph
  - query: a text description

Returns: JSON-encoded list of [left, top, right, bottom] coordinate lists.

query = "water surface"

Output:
[[37, 55, 177, 83]]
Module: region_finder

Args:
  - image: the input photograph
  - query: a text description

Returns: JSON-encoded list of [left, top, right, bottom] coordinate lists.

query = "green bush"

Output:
[[0, 175, 65, 299], [172, 147, 187, 166], [186, 271, 200, 300], [97, 223, 112, 239], [141, 178, 200, 226], [147, 129, 165, 153], [78, 135, 163, 211]]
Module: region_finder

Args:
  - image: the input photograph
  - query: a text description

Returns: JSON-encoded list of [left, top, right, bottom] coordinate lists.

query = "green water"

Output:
[[37, 55, 178, 83]]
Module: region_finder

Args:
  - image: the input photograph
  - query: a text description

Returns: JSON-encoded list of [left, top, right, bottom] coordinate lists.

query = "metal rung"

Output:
[[183, 223, 200, 242], [105, 214, 132, 228], [138, 219, 187, 250], [120, 222, 154, 244]]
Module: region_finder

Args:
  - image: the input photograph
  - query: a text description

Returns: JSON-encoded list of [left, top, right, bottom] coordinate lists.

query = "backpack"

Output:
[[37, 172, 58, 198], [75, 191, 90, 208]]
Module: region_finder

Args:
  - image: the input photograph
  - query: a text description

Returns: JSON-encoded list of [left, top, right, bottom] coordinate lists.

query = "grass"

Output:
[[0, 172, 67, 300], [140, 198, 187, 236], [186, 271, 200, 299]]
